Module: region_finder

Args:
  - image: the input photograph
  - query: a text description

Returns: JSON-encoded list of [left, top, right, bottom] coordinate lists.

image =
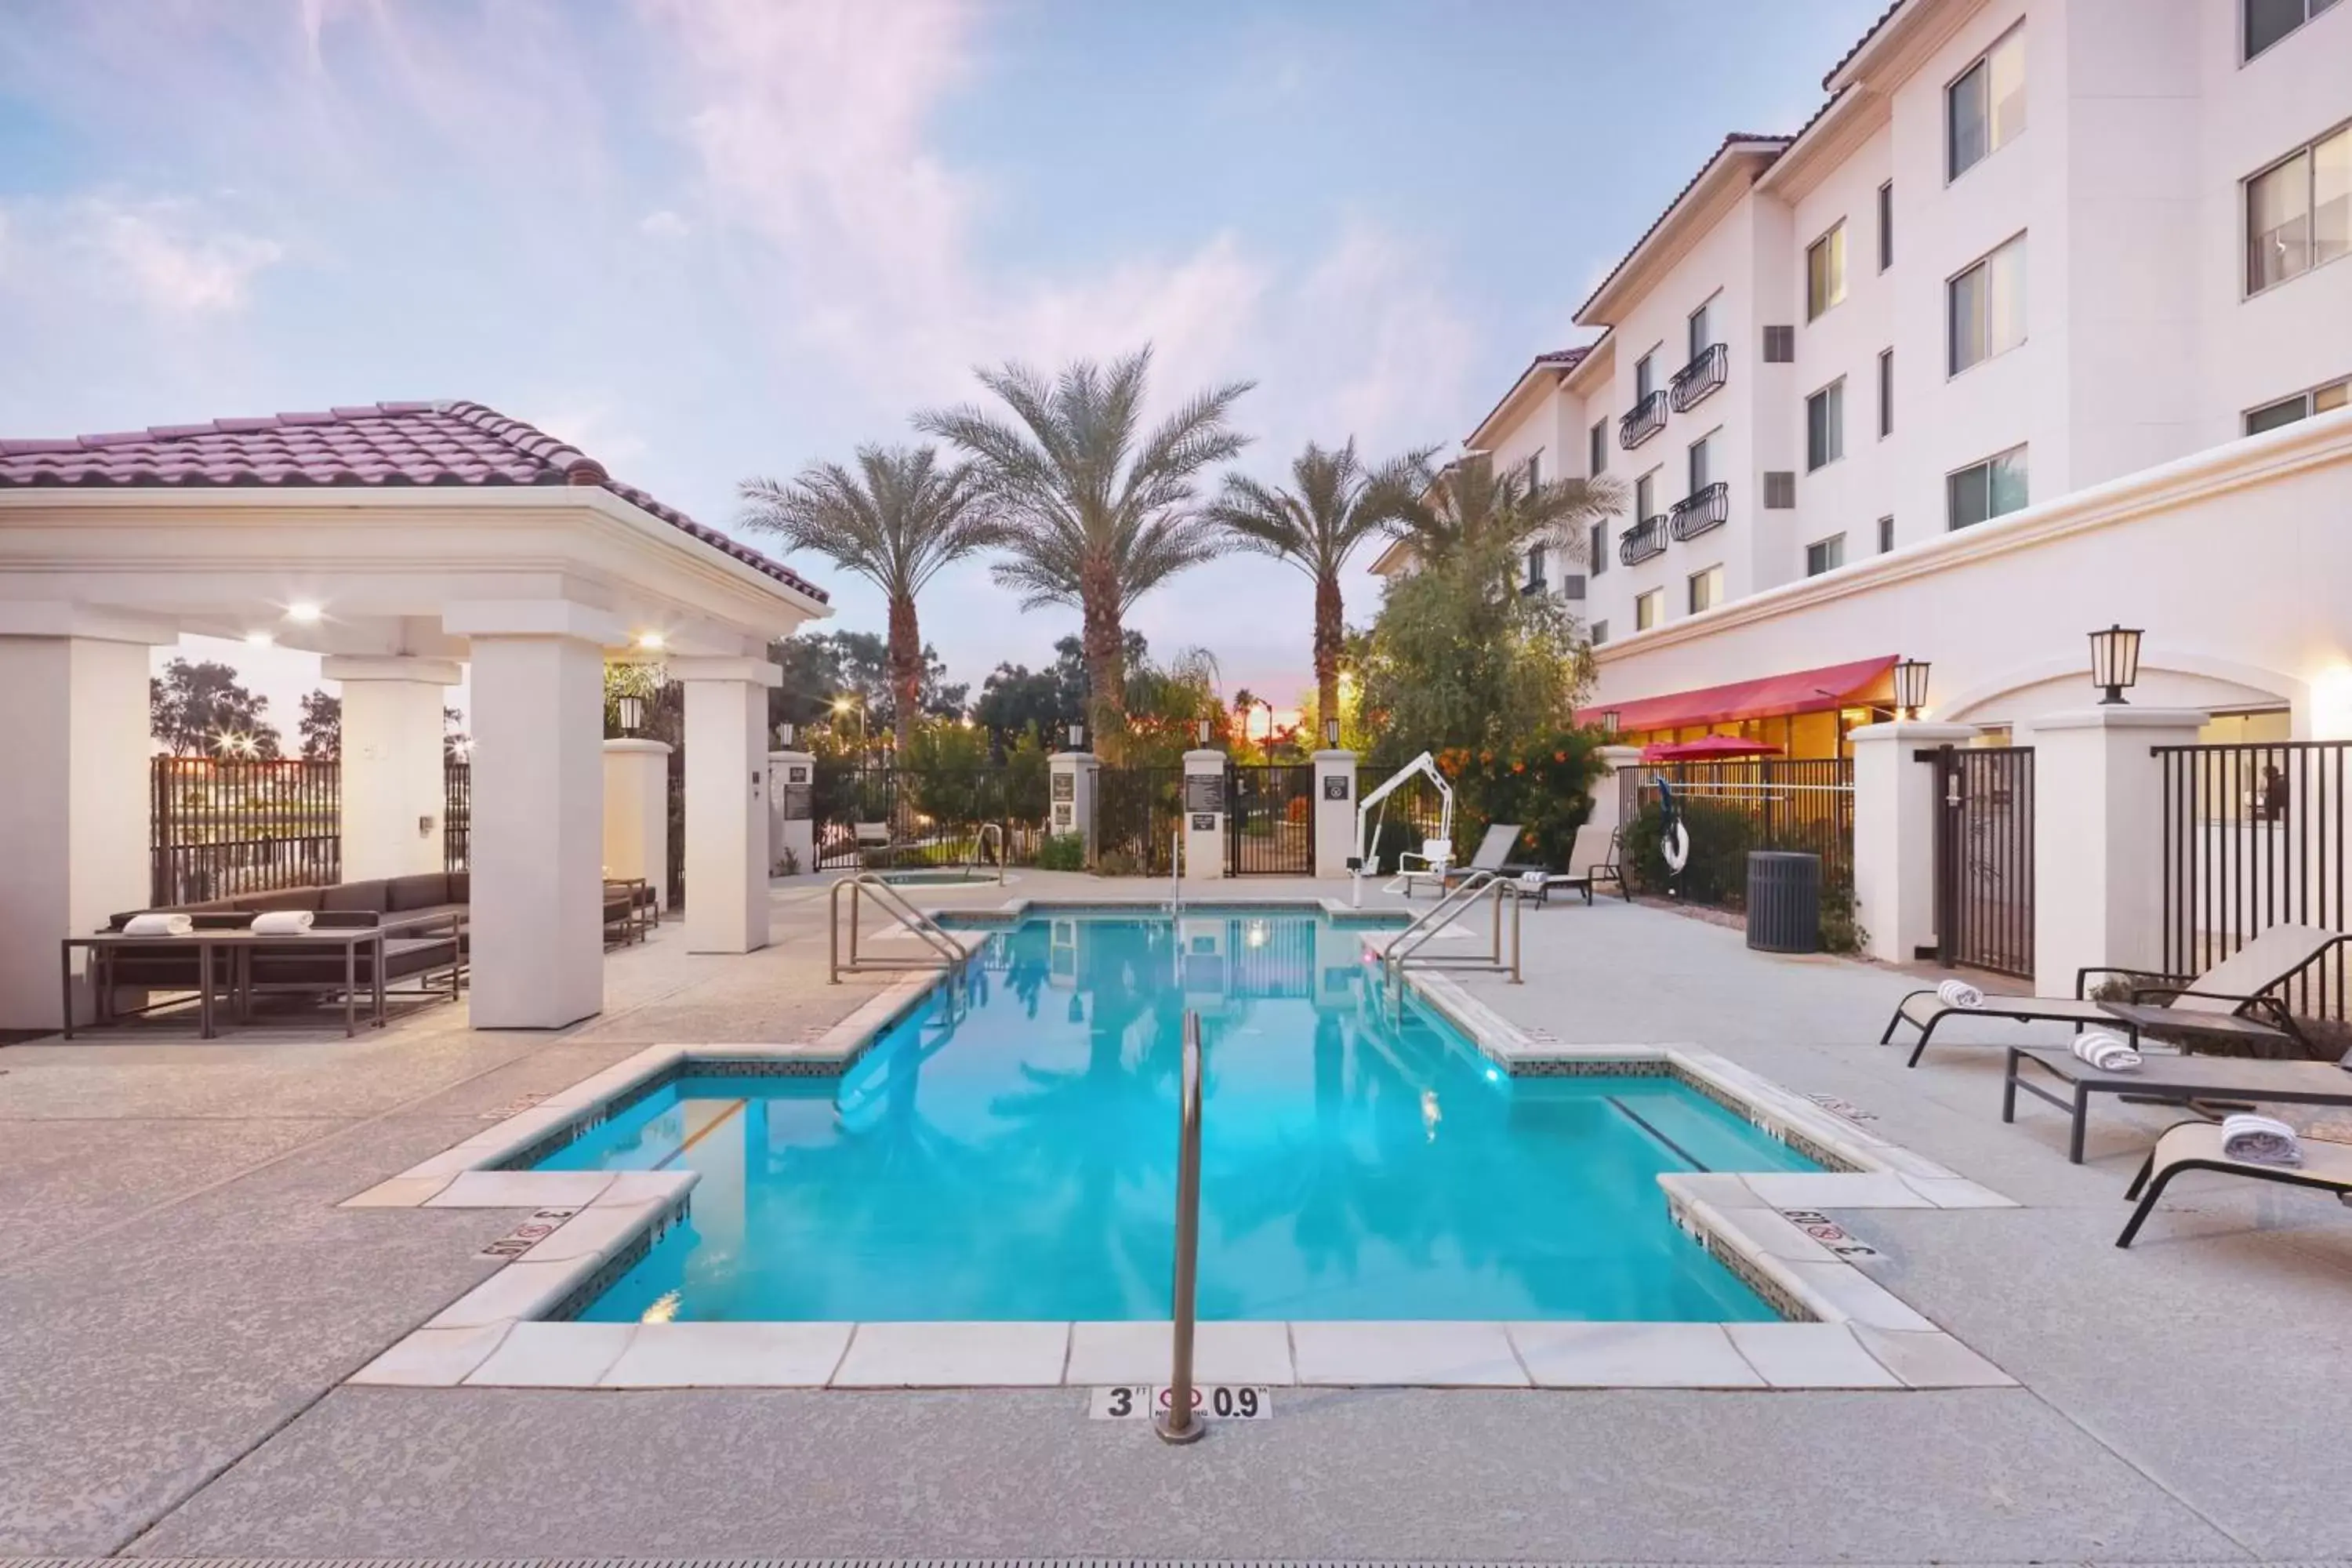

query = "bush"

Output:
[[1432, 729, 1609, 869], [1095, 848, 1143, 877], [1036, 832, 1087, 872], [1621, 799, 1756, 906]]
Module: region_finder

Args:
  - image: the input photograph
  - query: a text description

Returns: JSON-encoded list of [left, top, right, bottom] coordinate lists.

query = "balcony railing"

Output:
[[1668, 481, 1729, 542], [1618, 514, 1668, 566], [1670, 342, 1727, 412], [1617, 389, 1668, 450]]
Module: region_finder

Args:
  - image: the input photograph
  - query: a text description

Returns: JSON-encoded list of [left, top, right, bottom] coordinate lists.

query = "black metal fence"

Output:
[[1356, 764, 1450, 874], [1097, 765, 1184, 874], [1227, 763, 1314, 875], [1624, 758, 1855, 906], [811, 763, 1051, 871], [1923, 744, 2035, 979], [151, 757, 340, 906], [2158, 739, 2352, 1022], [444, 762, 472, 873]]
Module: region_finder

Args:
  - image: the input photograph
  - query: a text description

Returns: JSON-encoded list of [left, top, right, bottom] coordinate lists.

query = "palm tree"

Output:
[[918, 347, 1253, 755], [1388, 451, 1625, 583], [1207, 439, 1431, 728], [739, 445, 997, 750]]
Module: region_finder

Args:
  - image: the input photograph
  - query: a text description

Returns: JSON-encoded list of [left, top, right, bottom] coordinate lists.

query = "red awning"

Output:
[[1640, 736, 1786, 761], [1580, 655, 1896, 733]]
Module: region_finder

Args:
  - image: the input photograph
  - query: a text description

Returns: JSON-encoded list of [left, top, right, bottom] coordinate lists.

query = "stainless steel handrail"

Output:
[[1382, 869, 1523, 990], [1156, 1009, 1206, 1446], [1170, 826, 1183, 914], [968, 822, 1007, 884], [828, 873, 965, 982]]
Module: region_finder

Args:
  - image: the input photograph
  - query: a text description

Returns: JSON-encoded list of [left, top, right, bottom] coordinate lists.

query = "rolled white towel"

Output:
[[1936, 978, 1985, 1010], [1517, 870, 1548, 892], [249, 909, 315, 936], [2222, 1112, 2303, 1167], [122, 912, 192, 937], [2070, 1030, 2143, 1072]]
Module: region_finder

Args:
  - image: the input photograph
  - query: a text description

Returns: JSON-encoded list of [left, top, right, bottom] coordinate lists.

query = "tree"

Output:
[[1207, 438, 1429, 726], [1388, 451, 1624, 585], [149, 658, 281, 757], [739, 445, 998, 750], [298, 690, 341, 760], [443, 706, 470, 762], [919, 346, 1252, 757], [1358, 535, 1593, 765]]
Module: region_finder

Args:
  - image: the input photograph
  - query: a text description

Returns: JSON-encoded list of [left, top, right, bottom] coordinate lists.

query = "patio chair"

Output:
[[2116, 1119, 2352, 1246], [1389, 835, 1454, 893], [1881, 923, 2350, 1068], [854, 820, 911, 869], [1505, 822, 1632, 906], [1398, 823, 1519, 897]]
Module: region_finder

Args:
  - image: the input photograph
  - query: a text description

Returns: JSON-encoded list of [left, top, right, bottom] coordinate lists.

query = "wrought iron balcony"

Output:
[[1617, 514, 1668, 566], [1617, 389, 1668, 450], [1670, 342, 1727, 412], [1668, 481, 1729, 542]]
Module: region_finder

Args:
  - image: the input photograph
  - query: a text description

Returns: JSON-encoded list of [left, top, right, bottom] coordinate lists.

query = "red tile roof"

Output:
[[0, 399, 828, 603], [1465, 347, 1594, 445], [1573, 133, 1794, 324]]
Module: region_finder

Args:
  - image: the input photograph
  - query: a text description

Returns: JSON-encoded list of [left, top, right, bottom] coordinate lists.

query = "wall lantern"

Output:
[[1324, 717, 1341, 747], [775, 721, 796, 748], [1194, 717, 1213, 746], [1600, 709, 1621, 738], [615, 693, 645, 735], [2089, 624, 2143, 705], [1893, 658, 1931, 720], [1066, 720, 1085, 751]]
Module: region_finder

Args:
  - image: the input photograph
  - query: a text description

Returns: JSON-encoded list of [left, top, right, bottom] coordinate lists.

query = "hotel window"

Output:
[[1635, 589, 1663, 632], [1947, 24, 2025, 181], [1635, 349, 1658, 402], [2246, 376, 2350, 433], [1589, 521, 1607, 575], [1524, 450, 1542, 491], [2245, 0, 2342, 63], [1948, 445, 2029, 530], [1806, 222, 1846, 320], [1806, 534, 1846, 577], [1806, 379, 1845, 471], [1878, 181, 1893, 270], [1687, 430, 1715, 492], [1878, 348, 1894, 436], [1635, 470, 1657, 521], [1589, 419, 1607, 475], [2246, 124, 2350, 295], [1687, 564, 1724, 615], [1590, 619, 1610, 647], [1524, 544, 1548, 593], [1877, 515, 1896, 553], [1950, 234, 2027, 374], [1688, 296, 1715, 362]]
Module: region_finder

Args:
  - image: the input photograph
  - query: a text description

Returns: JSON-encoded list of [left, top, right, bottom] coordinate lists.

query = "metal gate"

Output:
[[1920, 744, 2034, 978], [1098, 765, 1183, 873], [1226, 763, 1314, 875]]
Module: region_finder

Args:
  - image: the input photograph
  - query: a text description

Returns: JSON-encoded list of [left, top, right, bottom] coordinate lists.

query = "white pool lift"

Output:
[[1349, 750, 1457, 906]]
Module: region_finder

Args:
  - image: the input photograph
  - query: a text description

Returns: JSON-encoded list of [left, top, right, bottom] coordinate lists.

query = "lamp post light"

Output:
[[774, 721, 796, 749], [2089, 624, 2143, 706], [615, 693, 645, 736], [1893, 659, 1931, 721], [1066, 720, 1085, 753], [1600, 709, 1621, 739], [833, 695, 866, 756], [1196, 717, 1214, 747], [1324, 717, 1341, 748]]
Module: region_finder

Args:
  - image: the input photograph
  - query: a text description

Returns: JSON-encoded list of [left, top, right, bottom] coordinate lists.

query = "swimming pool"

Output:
[[542, 909, 1817, 1324]]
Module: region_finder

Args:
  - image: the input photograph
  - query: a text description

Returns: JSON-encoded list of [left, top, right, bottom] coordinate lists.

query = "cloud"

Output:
[[639, 209, 691, 240], [80, 199, 284, 315]]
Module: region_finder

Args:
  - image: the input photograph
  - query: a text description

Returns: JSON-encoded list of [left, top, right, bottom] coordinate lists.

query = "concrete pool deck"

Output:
[[3, 872, 2350, 1563]]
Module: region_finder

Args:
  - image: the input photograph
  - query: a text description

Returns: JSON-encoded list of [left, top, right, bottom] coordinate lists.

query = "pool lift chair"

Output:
[[1350, 750, 1457, 907]]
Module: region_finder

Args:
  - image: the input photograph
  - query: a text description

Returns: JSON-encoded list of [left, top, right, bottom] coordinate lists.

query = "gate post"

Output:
[[1047, 750, 1099, 862], [604, 738, 673, 911], [1182, 749, 1227, 881], [1312, 749, 1357, 879], [2019, 708, 2207, 993], [1849, 720, 1976, 964], [768, 748, 815, 877], [1584, 744, 1645, 839]]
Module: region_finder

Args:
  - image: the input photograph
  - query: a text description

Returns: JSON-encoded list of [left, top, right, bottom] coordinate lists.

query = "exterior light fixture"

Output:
[[1324, 717, 1341, 747], [285, 602, 322, 624], [1601, 709, 1621, 738], [635, 631, 665, 651], [775, 721, 797, 748], [1893, 658, 1931, 720], [616, 693, 645, 735], [1196, 717, 1213, 746], [1067, 720, 1085, 751], [2089, 624, 2143, 705], [245, 630, 274, 648]]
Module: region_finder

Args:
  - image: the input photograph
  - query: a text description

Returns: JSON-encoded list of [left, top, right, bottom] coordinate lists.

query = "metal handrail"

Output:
[[1156, 1009, 1206, 1446], [828, 873, 965, 982], [1170, 826, 1183, 914], [1382, 869, 1523, 989], [967, 822, 1007, 884]]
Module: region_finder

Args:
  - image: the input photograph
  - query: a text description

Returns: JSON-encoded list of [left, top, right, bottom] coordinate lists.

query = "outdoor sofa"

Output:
[[2116, 1118, 2352, 1246], [103, 871, 474, 999], [1879, 924, 2350, 1067]]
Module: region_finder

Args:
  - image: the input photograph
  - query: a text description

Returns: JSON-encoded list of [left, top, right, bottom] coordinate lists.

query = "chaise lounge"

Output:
[[2116, 1119, 2352, 1246], [1507, 822, 1632, 906]]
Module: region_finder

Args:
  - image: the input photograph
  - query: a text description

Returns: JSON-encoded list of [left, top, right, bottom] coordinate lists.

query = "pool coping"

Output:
[[340, 902, 2019, 1394]]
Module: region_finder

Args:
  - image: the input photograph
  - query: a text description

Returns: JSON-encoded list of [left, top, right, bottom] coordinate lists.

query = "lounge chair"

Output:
[[1398, 823, 1519, 897], [2117, 1119, 2352, 1246], [1881, 924, 2350, 1068], [1507, 823, 1632, 906], [2005, 1041, 2352, 1163]]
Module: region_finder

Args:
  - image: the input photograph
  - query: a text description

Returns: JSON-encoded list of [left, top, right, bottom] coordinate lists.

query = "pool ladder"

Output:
[[964, 822, 1007, 885], [1380, 869, 1523, 1000], [827, 873, 967, 983]]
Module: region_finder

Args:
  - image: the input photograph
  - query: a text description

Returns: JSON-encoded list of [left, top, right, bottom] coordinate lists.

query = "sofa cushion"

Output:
[[386, 873, 452, 911], [321, 880, 390, 914], [238, 887, 325, 914], [447, 871, 470, 904]]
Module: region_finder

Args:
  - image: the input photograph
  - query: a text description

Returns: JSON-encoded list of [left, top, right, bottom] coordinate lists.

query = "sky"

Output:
[[0, 0, 1883, 735]]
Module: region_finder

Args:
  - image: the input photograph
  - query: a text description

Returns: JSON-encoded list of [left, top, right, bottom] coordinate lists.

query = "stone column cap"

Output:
[[1311, 749, 1359, 763], [1847, 720, 1978, 744], [2021, 706, 2212, 733], [1182, 748, 1228, 768], [604, 737, 673, 756]]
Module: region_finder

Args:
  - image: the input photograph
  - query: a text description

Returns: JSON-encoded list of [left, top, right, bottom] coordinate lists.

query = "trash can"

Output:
[[1746, 851, 1820, 953]]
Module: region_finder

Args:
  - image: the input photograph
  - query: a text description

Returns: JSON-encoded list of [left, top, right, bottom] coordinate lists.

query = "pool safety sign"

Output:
[[478, 1208, 578, 1259], [1779, 1208, 1880, 1258], [1088, 1385, 1272, 1421]]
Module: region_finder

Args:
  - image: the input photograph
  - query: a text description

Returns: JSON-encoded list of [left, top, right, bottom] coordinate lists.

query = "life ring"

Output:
[[1662, 818, 1690, 873]]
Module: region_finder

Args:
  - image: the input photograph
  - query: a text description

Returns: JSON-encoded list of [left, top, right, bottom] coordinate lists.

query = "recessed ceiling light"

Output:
[[636, 632, 666, 650], [286, 602, 322, 624]]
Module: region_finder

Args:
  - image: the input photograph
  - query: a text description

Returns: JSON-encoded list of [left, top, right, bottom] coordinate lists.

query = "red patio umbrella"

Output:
[[1639, 735, 1787, 762]]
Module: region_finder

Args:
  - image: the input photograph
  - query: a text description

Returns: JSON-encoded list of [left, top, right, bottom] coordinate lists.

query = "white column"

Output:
[[1312, 750, 1357, 879], [1048, 751, 1099, 859], [327, 655, 460, 884], [2020, 707, 2209, 990], [1583, 743, 1644, 839], [675, 657, 778, 954], [463, 630, 607, 1028], [0, 633, 155, 1029], [769, 750, 815, 876], [603, 739, 672, 911], [1849, 721, 1977, 964], [1182, 749, 1227, 882]]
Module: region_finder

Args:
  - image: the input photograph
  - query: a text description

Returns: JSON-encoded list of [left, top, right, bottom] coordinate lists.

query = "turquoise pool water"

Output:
[[546, 910, 1816, 1323]]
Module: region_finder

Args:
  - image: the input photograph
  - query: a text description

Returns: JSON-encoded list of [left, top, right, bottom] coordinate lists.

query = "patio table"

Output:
[[61, 925, 390, 1040], [2003, 1043, 2352, 1163]]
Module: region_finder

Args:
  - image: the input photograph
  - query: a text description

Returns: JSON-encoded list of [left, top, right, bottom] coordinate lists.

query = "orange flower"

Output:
[[1479, 750, 1494, 765], [1511, 760, 1526, 774], [1553, 750, 1567, 764]]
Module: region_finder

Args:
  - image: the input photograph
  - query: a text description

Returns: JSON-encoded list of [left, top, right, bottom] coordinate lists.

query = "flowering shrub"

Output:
[[1431, 728, 1607, 869]]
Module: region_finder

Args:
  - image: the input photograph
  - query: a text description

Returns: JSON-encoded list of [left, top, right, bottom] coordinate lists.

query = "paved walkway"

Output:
[[2, 873, 2347, 1563]]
